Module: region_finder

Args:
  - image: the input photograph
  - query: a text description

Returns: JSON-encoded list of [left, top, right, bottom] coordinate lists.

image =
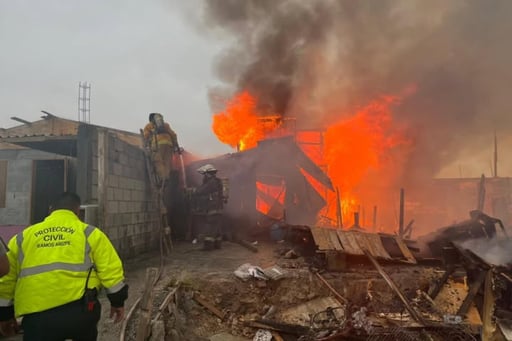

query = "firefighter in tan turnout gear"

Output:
[[143, 112, 180, 186], [0, 192, 128, 340], [190, 164, 228, 251]]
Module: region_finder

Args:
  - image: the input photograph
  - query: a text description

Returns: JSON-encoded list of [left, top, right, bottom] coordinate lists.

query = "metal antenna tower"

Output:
[[78, 82, 91, 123]]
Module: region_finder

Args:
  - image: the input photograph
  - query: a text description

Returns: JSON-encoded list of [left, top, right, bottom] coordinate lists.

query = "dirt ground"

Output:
[[96, 240, 442, 341]]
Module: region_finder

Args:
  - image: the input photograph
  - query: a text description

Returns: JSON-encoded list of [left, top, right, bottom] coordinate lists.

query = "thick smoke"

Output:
[[203, 0, 512, 181]]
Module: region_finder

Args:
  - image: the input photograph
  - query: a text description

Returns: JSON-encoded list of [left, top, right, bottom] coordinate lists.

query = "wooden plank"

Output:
[[136, 267, 158, 341], [310, 226, 333, 251], [352, 232, 391, 259], [326, 229, 344, 251], [315, 272, 348, 305], [394, 236, 417, 264], [194, 293, 226, 320], [428, 267, 455, 299], [336, 231, 364, 255], [481, 270, 495, 341], [364, 250, 426, 326], [457, 270, 487, 316]]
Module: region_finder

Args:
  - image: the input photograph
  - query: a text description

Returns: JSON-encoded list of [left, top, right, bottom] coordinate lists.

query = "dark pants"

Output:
[[21, 297, 101, 341]]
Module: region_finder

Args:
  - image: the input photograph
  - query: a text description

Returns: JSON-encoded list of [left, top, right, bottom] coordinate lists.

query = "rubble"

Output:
[[115, 210, 512, 341]]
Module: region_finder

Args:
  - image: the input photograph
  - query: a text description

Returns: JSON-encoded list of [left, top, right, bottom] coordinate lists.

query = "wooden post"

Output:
[[494, 131, 498, 178], [364, 250, 426, 326], [478, 174, 486, 211], [372, 206, 377, 232], [399, 188, 404, 237], [136, 267, 158, 341], [482, 270, 495, 341], [336, 187, 342, 228]]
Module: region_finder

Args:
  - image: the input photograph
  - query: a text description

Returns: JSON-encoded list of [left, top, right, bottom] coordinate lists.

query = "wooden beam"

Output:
[[10, 116, 31, 125], [193, 293, 226, 320], [315, 272, 348, 305], [428, 266, 455, 300], [457, 270, 487, 317], [136, 267, 158, 341], [364, 250, 426, 326], [482, 270, 495, 341]]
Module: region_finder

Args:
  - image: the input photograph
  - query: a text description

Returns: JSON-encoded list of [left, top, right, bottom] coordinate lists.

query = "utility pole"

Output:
[[78, 82, 91, 123]]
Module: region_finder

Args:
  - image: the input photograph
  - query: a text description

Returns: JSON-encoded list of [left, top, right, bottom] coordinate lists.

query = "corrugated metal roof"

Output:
[[310, 226, 416, 263]]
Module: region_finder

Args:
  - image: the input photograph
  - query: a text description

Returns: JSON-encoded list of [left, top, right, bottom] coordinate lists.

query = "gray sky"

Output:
[[0, 0, 232, 157]]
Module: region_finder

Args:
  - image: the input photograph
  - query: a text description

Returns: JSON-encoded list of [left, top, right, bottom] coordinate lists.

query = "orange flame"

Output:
[[212, 92, 281, 151], [316, 95, 410, 227], [212, 89, 411, 229]]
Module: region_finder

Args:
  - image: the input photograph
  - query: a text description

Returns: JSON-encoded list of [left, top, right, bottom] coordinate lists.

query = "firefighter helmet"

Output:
[[149, 113, 162, 122], [197, 164, 217, 174]]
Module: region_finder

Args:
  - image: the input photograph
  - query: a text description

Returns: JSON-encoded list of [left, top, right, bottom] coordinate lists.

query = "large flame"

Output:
[[212, 92, 281, 151], [212, 90, 411, 229], [318, 95, 410, 227]]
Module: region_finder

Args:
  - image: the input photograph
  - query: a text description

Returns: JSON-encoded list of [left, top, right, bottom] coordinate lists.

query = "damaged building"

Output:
[[0, 113, 161, 257]]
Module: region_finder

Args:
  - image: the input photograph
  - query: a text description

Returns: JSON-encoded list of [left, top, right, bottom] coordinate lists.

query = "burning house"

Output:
[[186, 135, 333, 229]]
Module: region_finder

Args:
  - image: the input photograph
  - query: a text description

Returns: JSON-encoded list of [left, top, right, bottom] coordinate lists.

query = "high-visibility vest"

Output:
[[0, 210, 125, 317]]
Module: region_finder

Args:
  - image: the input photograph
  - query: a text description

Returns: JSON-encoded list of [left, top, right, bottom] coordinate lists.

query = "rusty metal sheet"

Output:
[[336, 231, 364, 255], [310, 226, 332, 251], [394, 236, 417, 263], [326, 229, 344, 251]]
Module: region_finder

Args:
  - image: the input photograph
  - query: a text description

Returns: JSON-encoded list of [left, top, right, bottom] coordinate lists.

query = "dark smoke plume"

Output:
[[203, 0, 512, 180]]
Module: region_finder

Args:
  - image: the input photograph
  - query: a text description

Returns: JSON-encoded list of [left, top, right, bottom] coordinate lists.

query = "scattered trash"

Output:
[[252, 329, 272, 341], [443, 314, 463, 324], [234, 263, 269, 281], [352, 307, 373, 334]]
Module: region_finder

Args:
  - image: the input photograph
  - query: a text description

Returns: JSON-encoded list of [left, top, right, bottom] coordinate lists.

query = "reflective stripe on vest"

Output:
[[18, 225, 96, 278]]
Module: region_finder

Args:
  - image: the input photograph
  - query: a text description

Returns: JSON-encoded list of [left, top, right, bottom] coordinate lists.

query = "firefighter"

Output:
[[143, 113, 180, 186], [190, 164, 226, 251], [0, 192, 128, 340]]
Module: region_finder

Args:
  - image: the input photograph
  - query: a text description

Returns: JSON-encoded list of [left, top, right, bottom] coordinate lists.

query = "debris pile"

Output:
[[125, 211, 512, 341]]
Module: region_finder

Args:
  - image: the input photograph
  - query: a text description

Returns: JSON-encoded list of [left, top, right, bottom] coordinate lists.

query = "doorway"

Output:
[[31, 159, 76, 224]]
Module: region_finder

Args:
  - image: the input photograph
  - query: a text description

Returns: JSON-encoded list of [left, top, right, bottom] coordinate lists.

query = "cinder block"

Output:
[[112, 163, 122, 176], [107, 188, 114, 201], [122, 189, 131, 200], [108, 174, 119, 188], [118, 153, 128, 166], [114, 188, 124, 201], [107, 201, 119, 214]]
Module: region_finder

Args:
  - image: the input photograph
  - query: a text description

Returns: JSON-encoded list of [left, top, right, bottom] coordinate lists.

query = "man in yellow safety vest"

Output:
[[0, 192, 128, 340]]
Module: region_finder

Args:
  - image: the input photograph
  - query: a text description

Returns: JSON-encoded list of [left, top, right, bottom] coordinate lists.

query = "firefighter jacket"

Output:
[[143, 122, 178, 151], [0, 209, 126, 317], [192, 176, 224, 215]]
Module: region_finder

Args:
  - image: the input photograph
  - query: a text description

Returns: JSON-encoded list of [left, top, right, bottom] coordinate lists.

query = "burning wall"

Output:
[[200, 0, 512, 232]]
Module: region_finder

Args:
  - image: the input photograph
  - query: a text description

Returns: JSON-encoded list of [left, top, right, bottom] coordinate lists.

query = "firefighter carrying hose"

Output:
[[143, 113, 180, 186], [189, 164, 229, 251]]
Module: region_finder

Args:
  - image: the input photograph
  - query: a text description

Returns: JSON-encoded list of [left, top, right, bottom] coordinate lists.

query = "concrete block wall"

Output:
[[0, 149, 66, 226], [97, 131, 160, 258]]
